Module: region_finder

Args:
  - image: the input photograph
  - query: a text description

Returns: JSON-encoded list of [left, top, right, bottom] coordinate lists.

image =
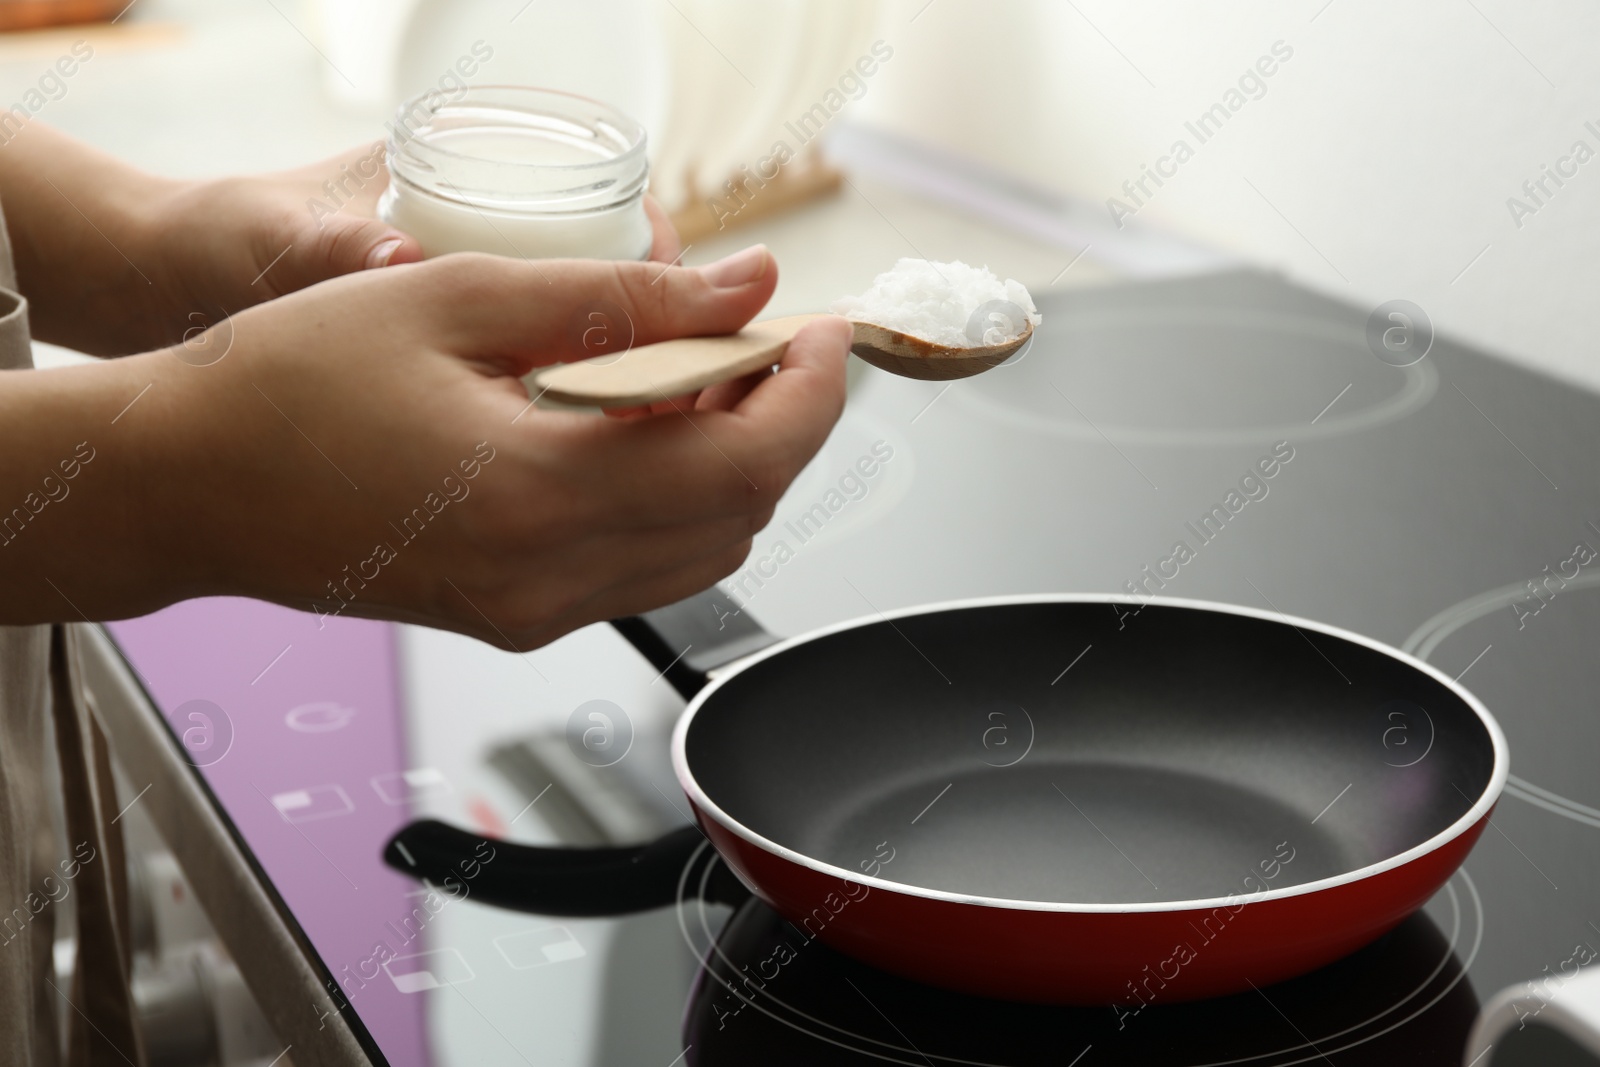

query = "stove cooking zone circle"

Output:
[[672, 841, 1484, 1067], [949, 307, 1437, 447], [1405, 569, 1600, 831]]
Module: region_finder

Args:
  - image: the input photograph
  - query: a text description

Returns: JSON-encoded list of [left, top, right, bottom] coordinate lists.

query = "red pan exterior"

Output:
[[692, 798, 1493, 1005]]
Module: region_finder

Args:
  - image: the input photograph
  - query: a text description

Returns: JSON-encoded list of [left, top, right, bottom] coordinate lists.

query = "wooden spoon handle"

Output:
[[532, 313, 830, 408]]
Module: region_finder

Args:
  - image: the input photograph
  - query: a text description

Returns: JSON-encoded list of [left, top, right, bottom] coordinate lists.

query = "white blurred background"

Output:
[[2, 0, 1597, 390]]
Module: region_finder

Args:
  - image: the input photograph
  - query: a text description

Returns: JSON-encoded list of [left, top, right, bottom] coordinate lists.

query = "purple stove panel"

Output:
[[109, 597, 427, 1067]]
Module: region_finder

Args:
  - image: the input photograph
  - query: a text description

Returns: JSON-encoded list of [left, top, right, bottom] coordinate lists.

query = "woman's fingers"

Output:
[[694, 366, 771, 412], [499, 315, 851, 533], [427, 244, 777, 374], [601, 391, 707, 419], [519, 535, 759, 645], [302, 142, 393, 212], [267, 144, 424, 291], [303, 211, 424, 280], [728, 315, 852, 425], [643, 194, 683, 265], [716, 314, 852, 483], [431, 503, 769, 646]]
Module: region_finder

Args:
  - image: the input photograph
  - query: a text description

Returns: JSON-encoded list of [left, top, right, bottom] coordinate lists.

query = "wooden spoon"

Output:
[[849, 319, 1033, 381], [531, 313, 1033, 407]]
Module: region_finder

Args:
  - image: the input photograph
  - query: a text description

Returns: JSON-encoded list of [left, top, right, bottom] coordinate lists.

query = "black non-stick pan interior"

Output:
[[682, 600, 1497, 905]]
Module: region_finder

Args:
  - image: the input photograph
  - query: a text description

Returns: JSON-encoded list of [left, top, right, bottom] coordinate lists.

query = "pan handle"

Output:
[[382, 819, 752, 916], [380, 589, 773, 915], [610, 586, 779, 700]]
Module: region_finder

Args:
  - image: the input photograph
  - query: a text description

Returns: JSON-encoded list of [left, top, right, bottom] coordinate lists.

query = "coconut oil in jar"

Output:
[[378, 86, 652, 261]]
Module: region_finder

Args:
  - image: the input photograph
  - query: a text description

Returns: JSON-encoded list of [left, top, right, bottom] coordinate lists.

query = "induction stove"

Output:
[[108, 269, 1600, 1066]]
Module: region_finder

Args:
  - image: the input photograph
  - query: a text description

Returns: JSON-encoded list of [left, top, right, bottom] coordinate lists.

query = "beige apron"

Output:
[[0, 203, 143, 1065]]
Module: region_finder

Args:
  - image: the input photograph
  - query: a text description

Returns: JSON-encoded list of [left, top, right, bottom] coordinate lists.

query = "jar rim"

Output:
[[385, 85, 649, 211]]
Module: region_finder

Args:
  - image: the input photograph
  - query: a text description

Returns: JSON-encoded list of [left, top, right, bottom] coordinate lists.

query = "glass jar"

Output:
[[378, 86, 652, 261]]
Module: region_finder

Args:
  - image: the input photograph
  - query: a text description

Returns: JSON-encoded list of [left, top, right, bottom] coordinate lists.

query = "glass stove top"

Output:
[[109, 271, 1600, 1066]]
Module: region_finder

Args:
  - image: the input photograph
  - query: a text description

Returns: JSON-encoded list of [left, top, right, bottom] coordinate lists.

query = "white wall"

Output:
[[855, 0, 1600, 392]]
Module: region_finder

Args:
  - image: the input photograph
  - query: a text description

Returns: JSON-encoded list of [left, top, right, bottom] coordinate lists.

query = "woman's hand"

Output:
[[0, 125, 684, 356], [0, 127, 418, 355], [138, 142, 425, 313], [0, 246, 851, 650], [147, 145, 683, 320]]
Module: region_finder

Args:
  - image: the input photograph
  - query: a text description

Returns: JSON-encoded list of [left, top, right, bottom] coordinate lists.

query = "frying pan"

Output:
[[384, 591, 1506, 1004]]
